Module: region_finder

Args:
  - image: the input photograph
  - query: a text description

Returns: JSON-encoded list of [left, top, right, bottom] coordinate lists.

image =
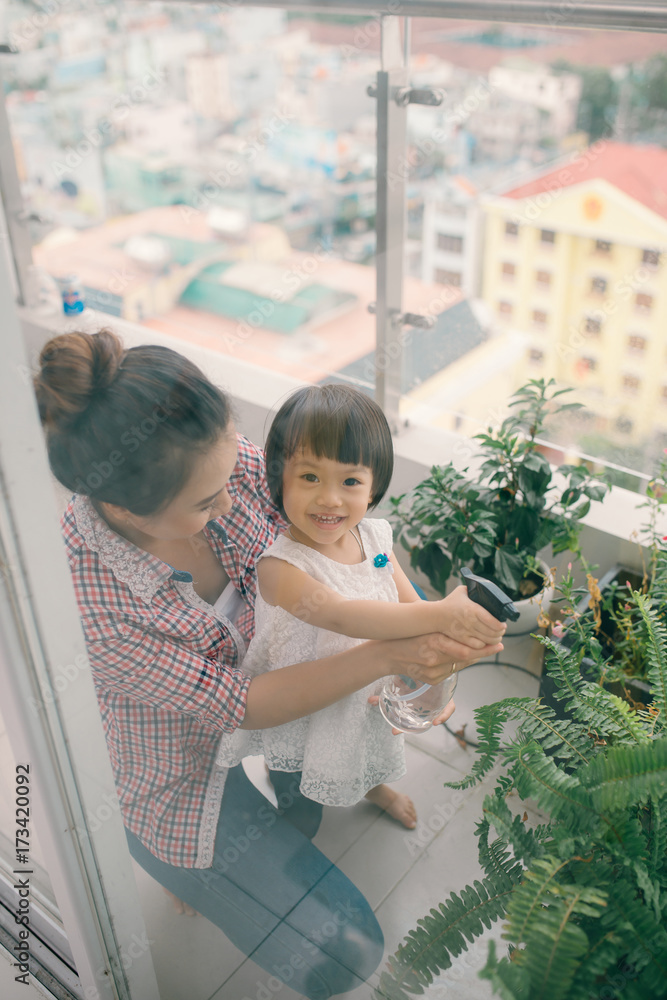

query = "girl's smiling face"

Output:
[[282, 449, 374, 548]]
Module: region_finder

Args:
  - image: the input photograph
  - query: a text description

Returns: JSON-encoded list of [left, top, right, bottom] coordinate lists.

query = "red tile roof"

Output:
[[502, 142, 667, 219]]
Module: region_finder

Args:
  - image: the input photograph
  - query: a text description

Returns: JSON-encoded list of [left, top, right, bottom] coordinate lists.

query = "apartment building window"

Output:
[[636, 292, 654, 313], [498, 300, 513, 319], [628, 334, 647, 354], [437, 233, 464, 253], [585, 316, 602, 334], [435, 269, 462, 287], [540, 229, 556, 246], [501, 262, 516, 281], [591, 276, 607, 295], [623, 374, 641, 394], [535, 270, 551, 289], [529, 348, 544, 364], [595, 239, 612, 255], [505, 220, 519, 238], [642, 248, 661, 268], [532, 309, 548, 327]]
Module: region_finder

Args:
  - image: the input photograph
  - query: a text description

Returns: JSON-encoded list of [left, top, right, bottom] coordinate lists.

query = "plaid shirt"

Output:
[[61, 434, 285, 868]]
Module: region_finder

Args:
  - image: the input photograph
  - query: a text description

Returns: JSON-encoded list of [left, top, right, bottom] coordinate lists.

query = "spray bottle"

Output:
[[378, 568, 520, 734]]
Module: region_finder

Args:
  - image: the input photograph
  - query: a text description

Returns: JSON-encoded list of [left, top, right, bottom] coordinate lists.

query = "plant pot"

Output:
[[504, 560, 554, 637], [539, 564, 653, 718]]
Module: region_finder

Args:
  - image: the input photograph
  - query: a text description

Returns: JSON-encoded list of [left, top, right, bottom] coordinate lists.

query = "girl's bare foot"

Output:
[[365, 784, 417, 829], [162, 886, 197, 916]]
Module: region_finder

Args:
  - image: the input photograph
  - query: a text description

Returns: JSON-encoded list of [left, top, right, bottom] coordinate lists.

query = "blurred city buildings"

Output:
[[4, 1, 667, 465]]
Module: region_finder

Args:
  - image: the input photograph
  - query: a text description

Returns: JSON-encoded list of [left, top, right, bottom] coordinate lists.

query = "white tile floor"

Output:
[[132, 635, 541, 1000], [0, 633, 542, 1000]]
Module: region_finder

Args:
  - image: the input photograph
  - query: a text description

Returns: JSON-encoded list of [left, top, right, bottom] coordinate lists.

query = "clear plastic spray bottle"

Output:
[[378, 568, 520, 734]]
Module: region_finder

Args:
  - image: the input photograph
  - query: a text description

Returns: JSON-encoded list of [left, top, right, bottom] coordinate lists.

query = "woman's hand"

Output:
[[437, 586, 506, 650], [383, 630, 503, 688]]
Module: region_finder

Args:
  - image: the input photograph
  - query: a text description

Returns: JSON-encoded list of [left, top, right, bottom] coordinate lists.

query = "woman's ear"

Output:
[[98, 500, 137, 528]]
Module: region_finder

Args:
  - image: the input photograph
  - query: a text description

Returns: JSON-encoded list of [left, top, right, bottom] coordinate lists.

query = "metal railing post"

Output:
[[373, 16, 408, 435]]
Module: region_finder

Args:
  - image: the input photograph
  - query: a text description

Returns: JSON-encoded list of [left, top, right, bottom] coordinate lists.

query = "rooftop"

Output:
[[503, 141, 667, 219]]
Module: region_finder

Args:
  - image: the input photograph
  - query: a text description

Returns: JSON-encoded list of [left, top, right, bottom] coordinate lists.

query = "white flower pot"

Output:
[[505, 560, 554, 636]]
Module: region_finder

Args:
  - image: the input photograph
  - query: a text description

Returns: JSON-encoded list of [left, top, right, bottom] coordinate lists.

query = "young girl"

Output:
[[216, 384, 500, 827]]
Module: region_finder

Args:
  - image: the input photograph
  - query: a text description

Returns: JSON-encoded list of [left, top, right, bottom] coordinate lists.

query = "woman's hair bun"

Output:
[[35, 328, 125, 428]]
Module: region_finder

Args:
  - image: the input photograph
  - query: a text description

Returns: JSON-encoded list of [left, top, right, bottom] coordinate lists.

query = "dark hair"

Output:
[[265, 384, 393, 515], [34, 329, 232, 516]]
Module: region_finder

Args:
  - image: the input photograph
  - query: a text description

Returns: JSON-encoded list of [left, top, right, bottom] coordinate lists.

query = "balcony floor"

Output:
[[130, 642, 541, 1000]]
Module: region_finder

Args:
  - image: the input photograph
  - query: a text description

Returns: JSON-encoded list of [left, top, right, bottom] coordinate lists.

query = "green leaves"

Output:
[[378, 606, 667, 1000], [389, 379, 608, 600], [373, 871, 523, 1000]]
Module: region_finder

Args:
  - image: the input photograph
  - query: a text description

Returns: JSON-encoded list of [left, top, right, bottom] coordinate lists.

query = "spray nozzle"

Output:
[[461, 567, 520, 622]]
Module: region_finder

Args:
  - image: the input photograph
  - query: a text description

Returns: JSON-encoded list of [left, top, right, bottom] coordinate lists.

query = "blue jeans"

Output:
[[125, 764, 384, 998]]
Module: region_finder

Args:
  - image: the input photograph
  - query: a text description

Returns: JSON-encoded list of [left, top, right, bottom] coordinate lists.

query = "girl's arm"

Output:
[[257, 551, 504, 646], [241, 630, 503, 729]]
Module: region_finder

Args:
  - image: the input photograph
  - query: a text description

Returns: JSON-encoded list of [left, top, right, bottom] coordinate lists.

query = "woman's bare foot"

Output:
[[162, 886, 197, 916], [365, 784, 417, 829]]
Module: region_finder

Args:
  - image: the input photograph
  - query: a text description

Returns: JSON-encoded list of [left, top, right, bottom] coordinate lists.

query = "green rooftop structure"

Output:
[[180, 261, 357, 334]]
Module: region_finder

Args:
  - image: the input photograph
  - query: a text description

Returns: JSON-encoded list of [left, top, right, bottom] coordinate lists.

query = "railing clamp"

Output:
[[366, 84, 444, 107], [368, 303, 435, 329]]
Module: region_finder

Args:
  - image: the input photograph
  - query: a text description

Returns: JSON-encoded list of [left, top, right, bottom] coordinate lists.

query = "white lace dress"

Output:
[[215, 517, 406, 806]]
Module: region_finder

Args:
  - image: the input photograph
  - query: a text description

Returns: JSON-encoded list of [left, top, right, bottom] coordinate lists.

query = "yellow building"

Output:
[[482, 142, 667, 441]]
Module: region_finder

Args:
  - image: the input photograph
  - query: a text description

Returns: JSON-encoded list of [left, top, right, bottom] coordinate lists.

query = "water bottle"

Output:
[[378, 568, 520, 734], [55, 274, 85, 315]]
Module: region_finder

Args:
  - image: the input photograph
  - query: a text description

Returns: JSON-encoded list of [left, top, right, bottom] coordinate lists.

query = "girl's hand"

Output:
[[437, 586, 506, 650]]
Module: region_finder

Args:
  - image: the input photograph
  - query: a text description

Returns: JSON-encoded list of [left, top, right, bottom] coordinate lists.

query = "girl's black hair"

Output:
[[35, 329, 232, 516], [265, 384, 394, 515]]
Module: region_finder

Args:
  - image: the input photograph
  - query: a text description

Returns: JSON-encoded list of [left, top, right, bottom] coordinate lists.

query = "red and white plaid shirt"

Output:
[[61, 434, 285, 868]]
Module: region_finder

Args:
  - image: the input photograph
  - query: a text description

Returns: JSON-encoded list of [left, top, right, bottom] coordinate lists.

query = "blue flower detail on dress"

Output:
[[373, 552, 393, 572]]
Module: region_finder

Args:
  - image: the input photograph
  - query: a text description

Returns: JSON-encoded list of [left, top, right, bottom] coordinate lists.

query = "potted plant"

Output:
[[544, 458, 667, 711], [374, 595, 667, 1000], [389, 379, 608, 615]]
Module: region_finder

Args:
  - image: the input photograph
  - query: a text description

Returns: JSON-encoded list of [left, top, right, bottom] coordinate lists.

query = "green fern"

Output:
[[373, 871, 523, 1000], [635, 592, 667, 727], [378, 590, 667, 999], [538, 636, 650, 744], [578, 737, 667, 811], [481, 793, 545, 867]]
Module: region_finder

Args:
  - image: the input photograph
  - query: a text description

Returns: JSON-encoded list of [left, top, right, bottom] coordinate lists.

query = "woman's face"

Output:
[[113, 429, 238, 542]]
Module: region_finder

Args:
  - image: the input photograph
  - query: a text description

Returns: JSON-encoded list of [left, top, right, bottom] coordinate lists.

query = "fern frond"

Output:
[[604, 876, 667, 994], [504, 698, 593, 765], [373, 871, 522, 1000], [445, 700, 510, 790], [539, 636, 651, 744], [648, 793, 667, 883], [565, 931, 621, 1000], [505, 858, 608, 1000], [634, 592, 667, 729], [476, 821, 526, 884], [478, 939, 531, 999], [482, 792, 545, 866], [503, 855, 606, 947], [578, 737, 667, 812], [505, 741, 599, 831]]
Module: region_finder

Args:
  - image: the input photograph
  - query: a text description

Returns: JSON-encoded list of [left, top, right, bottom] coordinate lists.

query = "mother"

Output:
[[35, 328, 504, 998]]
